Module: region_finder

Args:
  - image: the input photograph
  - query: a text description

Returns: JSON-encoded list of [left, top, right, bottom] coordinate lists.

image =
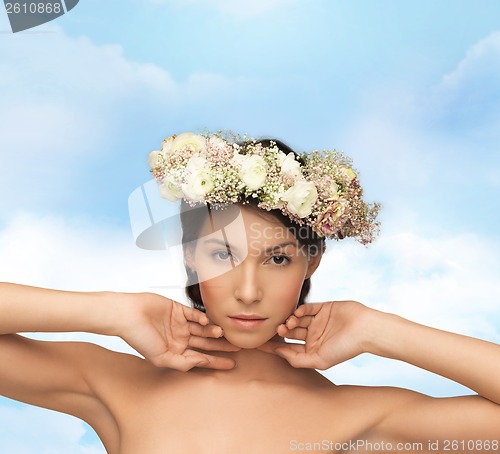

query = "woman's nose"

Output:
[[233, 262, 263, 305]]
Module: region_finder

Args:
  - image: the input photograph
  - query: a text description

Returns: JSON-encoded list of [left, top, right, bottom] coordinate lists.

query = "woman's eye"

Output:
[[213, 251, 232, 261], [270, 255, 290, 266]]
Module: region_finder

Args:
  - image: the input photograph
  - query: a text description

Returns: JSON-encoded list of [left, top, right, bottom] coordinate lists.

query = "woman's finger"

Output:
[[190, 354, 237, 370], [274, 343, 305, 362], [274, 345, 320, 369], [188, 321, 224, 338], [182, 305, 210, 325], [293, 302, 324, 318], [147, 349, 236, 371], [285, 315, 314, 329], [188, 336, 241, 352], [256, 339, 291, 355], [277, 324, 308, 340], [146, 350, 207, 371]]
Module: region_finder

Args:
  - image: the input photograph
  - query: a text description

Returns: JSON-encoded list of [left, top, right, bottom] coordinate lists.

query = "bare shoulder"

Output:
[[0, 335, 153, 453], [0, 334, 151, 411], [65, 339, 167, 412], [326, 384, 500, 444], [318, 384, 414, 432], [323, 383, 415, 409]]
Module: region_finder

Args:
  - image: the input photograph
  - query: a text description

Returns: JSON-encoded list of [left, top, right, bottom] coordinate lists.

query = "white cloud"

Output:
[[0, 22, 277, 217], [308, 226, 500, 397], [0, 402, 105, 453], [311, 228, 500, 338], [0, 210, 189, 298], [336, 32, 500, 247], [438, 31, 500, 96], [0, 24, 173, 214], [0, 28, 177, 148], [0, 23, 176, 102], [430, 30, 500, 136], [0, 15, 275, 112], [341, 31, 500, 167]]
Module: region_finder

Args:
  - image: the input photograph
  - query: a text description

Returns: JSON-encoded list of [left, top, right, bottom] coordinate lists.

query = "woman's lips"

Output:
[[228, 315, 268, 329]]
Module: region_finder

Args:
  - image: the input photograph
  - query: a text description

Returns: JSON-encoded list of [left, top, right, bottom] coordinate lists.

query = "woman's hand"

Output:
[[119, 292, 240, 371], [259, 300, 375, 370]]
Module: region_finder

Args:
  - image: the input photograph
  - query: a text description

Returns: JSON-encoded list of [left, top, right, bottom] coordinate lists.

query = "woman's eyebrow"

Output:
[[202, 238, 240, 254], [263, 241, 297, 254], [202, 239, 297, 255]]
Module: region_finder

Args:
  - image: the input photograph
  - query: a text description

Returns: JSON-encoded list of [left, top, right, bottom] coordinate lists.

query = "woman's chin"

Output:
[[223, 330, 276, 349]]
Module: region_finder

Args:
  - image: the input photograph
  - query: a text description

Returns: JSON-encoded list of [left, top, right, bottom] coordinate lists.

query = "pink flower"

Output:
[[315, 201, 347, 236]]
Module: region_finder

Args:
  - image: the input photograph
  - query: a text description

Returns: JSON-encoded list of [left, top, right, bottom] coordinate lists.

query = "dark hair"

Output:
[[180, 138, 326, 313]]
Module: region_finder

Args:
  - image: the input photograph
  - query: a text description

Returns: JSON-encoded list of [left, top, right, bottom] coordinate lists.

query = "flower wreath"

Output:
[[148, 131, 381, 245]]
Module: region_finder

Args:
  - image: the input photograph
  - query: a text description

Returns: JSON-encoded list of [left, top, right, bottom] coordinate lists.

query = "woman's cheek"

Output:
[[198, 283, 223, 317], [274, 272, 304, 310]]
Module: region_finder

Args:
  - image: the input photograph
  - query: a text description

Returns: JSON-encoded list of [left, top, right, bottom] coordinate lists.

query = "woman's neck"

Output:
[[192, 336, 320, 385]]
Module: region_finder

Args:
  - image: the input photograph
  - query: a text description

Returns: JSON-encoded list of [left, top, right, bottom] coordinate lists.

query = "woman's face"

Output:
[[186, 205, 322, 349]]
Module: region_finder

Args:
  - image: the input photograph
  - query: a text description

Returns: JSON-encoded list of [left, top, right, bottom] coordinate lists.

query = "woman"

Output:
[[0, 132, 499, 453]]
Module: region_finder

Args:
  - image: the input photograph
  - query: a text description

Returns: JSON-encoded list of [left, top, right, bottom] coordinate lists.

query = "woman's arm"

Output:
[[366, 309, 500, 405], [0, 282, 237, 369], [0, 282, 130, 424], [0, 282, 121, 336], [267, 300, 500, 403], [0, 282, 237, 433], [262, 300, 500, 441], [363, 308, 500, 445]]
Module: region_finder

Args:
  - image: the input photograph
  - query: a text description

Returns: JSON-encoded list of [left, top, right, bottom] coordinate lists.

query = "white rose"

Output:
[[279, 153, 303, 179], [181, 169, 214, 202], [171, 132, 207, 155], [239, 155, 267, 190], [208, 135, 227, 149], [282, 180, 318, 218], [276, 151, 287, 164], [186, 155, 207, 173], [159, 176, 183, 201], [148, 150, 161, 168]]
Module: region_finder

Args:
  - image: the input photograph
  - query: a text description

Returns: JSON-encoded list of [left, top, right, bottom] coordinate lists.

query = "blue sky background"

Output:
[[1, 0, 499, 451]]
